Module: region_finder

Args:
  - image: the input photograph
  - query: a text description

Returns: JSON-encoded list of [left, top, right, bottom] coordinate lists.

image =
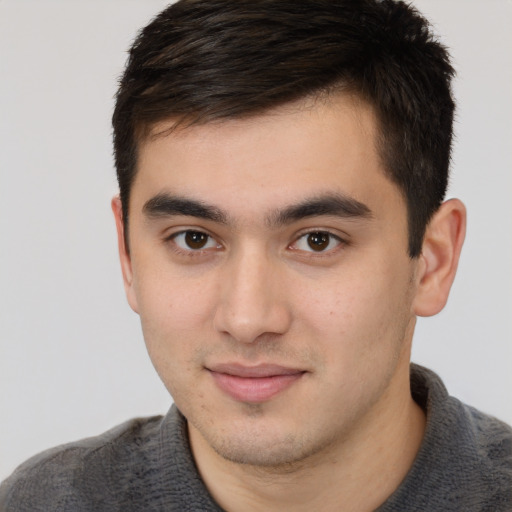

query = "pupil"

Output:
[[307, 232, 329, 251], [185, 231, 207, 249]]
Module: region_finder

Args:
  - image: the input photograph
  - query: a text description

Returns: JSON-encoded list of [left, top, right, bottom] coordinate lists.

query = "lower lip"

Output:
[[209, 371, 304, 403]]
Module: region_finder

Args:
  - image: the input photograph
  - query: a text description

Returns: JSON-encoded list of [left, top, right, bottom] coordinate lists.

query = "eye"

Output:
[[293, 231, 341, 253], [172, 230, 220, 251]]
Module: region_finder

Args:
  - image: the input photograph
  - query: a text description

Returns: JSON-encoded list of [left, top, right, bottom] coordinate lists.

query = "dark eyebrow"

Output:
[[143, 192, 371, 228], [268, 193, 373, 227], [143, 193, 228, 224]]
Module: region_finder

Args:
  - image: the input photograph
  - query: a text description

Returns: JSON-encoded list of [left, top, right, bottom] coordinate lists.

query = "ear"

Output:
[[111, 196, 139, 314], [413, 198, 466, 317]]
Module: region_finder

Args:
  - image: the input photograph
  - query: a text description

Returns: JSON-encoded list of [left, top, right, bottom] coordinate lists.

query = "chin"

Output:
[[196, 419, 336, 469]]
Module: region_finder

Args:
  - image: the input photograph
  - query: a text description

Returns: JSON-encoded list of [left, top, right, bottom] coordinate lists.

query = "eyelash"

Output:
[[165, 230, 222, 257], [164, 229, 346, 258], [290, 231, 344, 255]]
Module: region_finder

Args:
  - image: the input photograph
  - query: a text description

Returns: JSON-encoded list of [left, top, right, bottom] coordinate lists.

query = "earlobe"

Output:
[[413, 199, 466, 317], [111, 196, 139, 314]]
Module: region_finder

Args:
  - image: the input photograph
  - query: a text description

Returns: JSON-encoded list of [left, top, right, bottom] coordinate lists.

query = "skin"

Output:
[[113, 94, 466, 511]]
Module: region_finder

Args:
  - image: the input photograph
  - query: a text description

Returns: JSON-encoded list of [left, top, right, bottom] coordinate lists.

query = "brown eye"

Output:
[[307, 232, 330, 251], [172, 231, 218, 251], [184, 231, 209, 249], [292, 231, 341, 253]]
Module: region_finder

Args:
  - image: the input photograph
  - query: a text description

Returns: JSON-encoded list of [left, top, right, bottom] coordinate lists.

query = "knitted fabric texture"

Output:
[[1, 365, 511, 511]]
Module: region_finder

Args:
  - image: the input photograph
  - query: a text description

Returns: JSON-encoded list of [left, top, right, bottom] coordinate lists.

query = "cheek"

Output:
[[295, 263, 413, 358], [293, 268, 414, 417], [135, 264, 217, 326], [132, 268, 219, 376]]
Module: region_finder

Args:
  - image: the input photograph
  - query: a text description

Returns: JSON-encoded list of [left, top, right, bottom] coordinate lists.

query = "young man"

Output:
[[1, 1, 511, 510]]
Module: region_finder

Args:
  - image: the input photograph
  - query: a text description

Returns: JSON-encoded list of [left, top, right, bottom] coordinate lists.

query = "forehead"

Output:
[[132, 94, 402, 222]]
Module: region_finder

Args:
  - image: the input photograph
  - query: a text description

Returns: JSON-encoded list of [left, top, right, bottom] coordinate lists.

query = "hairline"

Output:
[[123, 87, 416, 257]]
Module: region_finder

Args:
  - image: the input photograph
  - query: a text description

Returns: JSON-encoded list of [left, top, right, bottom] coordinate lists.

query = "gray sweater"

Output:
[[1, 365, 511, 511]]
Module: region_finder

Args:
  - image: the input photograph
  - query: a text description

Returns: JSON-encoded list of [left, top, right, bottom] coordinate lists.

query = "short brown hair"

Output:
[[113, 0, 455, 257]]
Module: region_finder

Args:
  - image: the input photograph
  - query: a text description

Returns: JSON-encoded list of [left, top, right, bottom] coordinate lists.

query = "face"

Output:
[[117, 95, 421, 467]]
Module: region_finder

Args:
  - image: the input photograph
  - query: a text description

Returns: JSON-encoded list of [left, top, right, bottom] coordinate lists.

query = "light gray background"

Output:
[[1, 0, 511, 480]]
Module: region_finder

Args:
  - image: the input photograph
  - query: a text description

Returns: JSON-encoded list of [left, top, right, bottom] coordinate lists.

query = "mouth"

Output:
[[206, 363, 306, 403]]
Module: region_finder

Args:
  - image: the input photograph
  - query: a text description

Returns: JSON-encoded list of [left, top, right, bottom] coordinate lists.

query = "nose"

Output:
[[213, 246, 292, 344]]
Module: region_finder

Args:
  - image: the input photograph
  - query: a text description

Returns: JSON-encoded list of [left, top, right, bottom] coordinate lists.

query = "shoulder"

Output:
[[458, 400, 512, 487], [0, 415, 164, 512], [421, 365, 512, 475], [407, 364, 512, 510], [440, 398, 512, 510]]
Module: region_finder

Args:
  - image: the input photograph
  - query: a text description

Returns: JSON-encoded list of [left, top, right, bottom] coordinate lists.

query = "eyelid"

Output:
[[164, 228, 223, 254], [289, 229, 346, 254], [162, 226, 347, 257]]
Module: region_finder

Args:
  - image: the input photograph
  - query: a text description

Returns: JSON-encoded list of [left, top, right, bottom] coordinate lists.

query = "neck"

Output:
[[189, 359, 425, 512]]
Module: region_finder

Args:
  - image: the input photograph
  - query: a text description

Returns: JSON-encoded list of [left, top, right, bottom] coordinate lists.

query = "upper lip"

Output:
[[207, 363, 305, 378]]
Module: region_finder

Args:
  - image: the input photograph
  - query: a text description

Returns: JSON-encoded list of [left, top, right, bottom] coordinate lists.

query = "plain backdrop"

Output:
[[1, 0, 511, 481]]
